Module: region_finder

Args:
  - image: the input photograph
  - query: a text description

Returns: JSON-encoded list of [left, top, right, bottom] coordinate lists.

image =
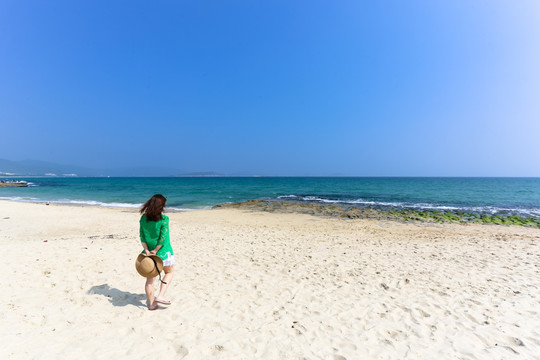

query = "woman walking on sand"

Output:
[[139, 194, 175, 310]]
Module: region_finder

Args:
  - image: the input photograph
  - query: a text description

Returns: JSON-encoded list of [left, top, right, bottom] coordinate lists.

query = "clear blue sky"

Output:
[[1, 1, 539, 176]]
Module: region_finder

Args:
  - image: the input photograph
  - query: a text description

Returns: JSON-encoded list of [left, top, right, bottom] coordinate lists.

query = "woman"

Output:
[[139, 194, 175, 310]]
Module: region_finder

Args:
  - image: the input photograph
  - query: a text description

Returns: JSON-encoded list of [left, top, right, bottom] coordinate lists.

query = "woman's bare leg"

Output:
[[145, 277, 157, 309], [156, 266, 174, 301]]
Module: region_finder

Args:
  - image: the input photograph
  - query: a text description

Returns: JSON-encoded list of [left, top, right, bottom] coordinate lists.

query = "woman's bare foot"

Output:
[[155, 298, 171, 305], [148, 302, 159, 311]]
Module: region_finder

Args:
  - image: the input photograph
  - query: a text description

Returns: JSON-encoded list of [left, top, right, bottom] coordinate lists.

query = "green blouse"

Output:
[[139, 214, 174, 260]]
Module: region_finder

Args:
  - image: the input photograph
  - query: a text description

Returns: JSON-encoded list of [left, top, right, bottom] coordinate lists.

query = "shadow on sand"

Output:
[[88, 284, 146, 308]]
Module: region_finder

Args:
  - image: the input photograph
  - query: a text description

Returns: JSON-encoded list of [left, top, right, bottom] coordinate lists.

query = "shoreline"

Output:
[[0, 198, 203, 212], [2, 177, 539, 220], [2, 197, 540, 228]]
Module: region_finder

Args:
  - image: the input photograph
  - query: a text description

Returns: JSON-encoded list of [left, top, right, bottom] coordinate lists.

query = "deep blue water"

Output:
[[1, 177, 540, 217]]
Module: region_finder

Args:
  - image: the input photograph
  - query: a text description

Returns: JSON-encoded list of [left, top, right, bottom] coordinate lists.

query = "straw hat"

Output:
[[135, 254, 163, 278]]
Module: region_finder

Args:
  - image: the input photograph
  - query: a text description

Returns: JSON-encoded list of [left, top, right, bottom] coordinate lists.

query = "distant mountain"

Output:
[[0, 159, 184, 177], [0, 158, 268, 177], [175, 171, 225, 177], [100, 166, 186, 177], [0, 159, 92, 176]]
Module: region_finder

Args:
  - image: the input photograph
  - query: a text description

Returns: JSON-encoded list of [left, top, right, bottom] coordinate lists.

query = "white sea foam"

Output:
[[304, 196, 341, 203], [0, 197, 140, 209], [0, 196, 41, 202], [0, 196, 207, 212], [2, 193, 539, 218], [50, 199, 142, 208], [274, 195, 540, 217], [348, 199, 403, 207], [167, 206, 209, 212], [277, 195, 300, 199]]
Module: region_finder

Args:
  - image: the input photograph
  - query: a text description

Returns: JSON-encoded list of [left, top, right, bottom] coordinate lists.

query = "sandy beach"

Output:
[[1, 200, 539, 360]]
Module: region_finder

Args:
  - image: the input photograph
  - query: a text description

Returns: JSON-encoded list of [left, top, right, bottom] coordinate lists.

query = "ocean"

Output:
[[1, 177, 540, 217]]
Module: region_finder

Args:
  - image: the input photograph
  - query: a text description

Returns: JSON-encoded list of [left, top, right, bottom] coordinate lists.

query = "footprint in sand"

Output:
[[210, 345, 225, 355], [414, 308, 431, 318], [463, 312, 482, 324], [499, 336, 525, 347], [292, 321, 307, 335], [175, 345, 189, 358], [339, 343, 357, 351], [326, 355, 347, 360], [324, 325, 334, 331]]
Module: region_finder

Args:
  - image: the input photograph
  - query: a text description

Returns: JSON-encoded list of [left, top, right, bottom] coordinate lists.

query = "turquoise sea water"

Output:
[[1, 177, 540, 217]]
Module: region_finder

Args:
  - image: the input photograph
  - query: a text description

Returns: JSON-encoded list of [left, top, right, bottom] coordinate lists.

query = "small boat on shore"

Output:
[[0, 180, 28, 187]]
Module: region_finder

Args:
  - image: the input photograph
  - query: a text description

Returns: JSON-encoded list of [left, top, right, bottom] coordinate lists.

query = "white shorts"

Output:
[[163, 252, 176, 266]]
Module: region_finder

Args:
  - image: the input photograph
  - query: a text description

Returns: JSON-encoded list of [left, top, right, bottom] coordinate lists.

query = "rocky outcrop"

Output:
[[214, 200, 403, 221], [213, 199, 540, 228], [0, 181, 28, 187]]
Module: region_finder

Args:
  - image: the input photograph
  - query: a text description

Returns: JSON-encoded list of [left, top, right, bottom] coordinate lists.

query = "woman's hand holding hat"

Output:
[[135, 254, 164, 278]]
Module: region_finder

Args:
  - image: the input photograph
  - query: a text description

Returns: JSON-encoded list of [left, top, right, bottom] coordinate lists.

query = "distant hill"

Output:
[[0, 158, 265, 177], [99, 166, 187, 177], [0, 159, 185, 177], [175, 172, 225, 177], [0, 159, 92, 176]]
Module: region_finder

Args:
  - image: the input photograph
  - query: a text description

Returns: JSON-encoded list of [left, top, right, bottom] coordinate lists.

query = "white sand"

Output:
[[1, 200, 539, 359]]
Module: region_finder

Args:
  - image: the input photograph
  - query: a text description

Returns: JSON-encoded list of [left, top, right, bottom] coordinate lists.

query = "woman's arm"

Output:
[[141, 241, 151, 256], [150, 217, 168, 255], [140, 222, 151, 256], [141, 228, 151, 255]]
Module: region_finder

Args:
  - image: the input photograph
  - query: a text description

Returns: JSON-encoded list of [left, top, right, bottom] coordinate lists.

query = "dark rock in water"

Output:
[[0, 180, 28, 187]]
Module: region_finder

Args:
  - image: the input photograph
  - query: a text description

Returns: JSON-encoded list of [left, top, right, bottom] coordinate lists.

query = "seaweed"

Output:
[[213, 200, 540, 228]]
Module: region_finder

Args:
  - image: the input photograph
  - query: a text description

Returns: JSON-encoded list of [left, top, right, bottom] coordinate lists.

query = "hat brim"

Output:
[[135, 254, 164, 278]]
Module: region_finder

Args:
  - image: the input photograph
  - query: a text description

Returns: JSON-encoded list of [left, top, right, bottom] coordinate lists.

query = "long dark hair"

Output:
[[140, 194, 166, 221]]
